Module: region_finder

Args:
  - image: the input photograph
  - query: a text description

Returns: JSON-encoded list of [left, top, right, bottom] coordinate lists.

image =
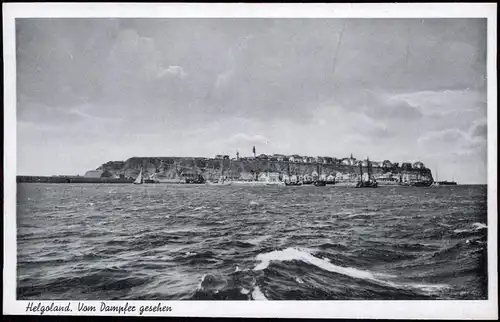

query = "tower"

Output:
[[236, 151, 240, 160], [253, 146, 256, 158]]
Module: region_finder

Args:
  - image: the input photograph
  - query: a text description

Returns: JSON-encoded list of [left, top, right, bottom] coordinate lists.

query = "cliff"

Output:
[[97, 157, 434, 182]]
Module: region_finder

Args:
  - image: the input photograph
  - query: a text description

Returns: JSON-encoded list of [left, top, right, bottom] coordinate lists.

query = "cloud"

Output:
[[158, 65, 188, 79], [469, 120, 487, 138], [417, 127, 486, 162], [227, 133, 270, 145], [15, 18, 488, 183]]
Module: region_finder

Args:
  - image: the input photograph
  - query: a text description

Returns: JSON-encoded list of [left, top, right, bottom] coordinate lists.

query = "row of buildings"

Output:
[[214, 153, 427, 170]]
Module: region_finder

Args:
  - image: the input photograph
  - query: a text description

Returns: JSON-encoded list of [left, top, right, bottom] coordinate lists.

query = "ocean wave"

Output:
[[251, 286, 268, 300], [253, 247, 448, 295], [472, 222, 487, 230], [254, 248, 383, 280]]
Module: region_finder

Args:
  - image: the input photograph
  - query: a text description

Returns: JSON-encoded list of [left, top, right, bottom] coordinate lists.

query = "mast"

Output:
[[359, 161, 363, 183], [220, 158, 224, 181]]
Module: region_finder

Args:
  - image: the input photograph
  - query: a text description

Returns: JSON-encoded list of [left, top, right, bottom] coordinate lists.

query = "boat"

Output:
[[333, 172, 359, 187], [430, 164, 456, 186], [284, 162, 303, 186], [437, 181, 457, 186], [285, 181, 303, 186], [313, 163, 327, 187], [206, 177, 232, 186], [133, 168, 143, 184], [356, 157, 378, 188], [231, 180, 284, 186], [375, 176, 400, 186], [437, 164, 457, 185], [206, 159, 231, 185]]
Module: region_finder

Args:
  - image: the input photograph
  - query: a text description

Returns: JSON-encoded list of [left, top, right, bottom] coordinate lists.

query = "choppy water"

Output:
[[17, 183, 487, 300]]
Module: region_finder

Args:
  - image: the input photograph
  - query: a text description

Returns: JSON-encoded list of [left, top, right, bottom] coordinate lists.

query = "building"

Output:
[[341, 154, 357, 166], [239, 172, 254, 181], [413, 161, 425, 169], [289, 155, 303, 163], [258, 172, 280, 182], [382, 160, 393, 168], [401, 162, 413, 170], [314, 156, 324, 164], [323, 157, 333, 164], [257, 154, 269, 160], [304, 156, 315, 163]]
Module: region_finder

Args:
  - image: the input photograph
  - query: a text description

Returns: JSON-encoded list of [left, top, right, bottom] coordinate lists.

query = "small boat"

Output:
[[285, 181, 303, 186], [356, 157, 378, 188], [437, 181, 457, 186], [133, 169, 143, 185], [206, 176, 231, 186], [312, 163, 326, 187]]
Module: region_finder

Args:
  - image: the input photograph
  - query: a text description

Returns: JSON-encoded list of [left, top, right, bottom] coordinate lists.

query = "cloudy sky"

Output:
[[16, 18, 487, 183]]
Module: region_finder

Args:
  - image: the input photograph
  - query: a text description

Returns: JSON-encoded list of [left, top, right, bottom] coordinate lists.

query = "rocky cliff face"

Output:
[[97, 157, 434, 182]]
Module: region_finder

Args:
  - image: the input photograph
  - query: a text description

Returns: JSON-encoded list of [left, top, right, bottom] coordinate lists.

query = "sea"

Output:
[[16, 183, 488, 300]]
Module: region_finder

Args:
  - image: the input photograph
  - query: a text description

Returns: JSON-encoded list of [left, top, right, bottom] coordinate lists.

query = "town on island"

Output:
[[17, 146, 457, 187]]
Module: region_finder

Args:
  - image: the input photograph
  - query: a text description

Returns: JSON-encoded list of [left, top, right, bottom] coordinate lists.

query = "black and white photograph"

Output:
[[3, 3, 497, 319]]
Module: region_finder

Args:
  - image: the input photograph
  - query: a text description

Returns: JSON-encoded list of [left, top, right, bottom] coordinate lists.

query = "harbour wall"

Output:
[[16, 176, 134, 184]]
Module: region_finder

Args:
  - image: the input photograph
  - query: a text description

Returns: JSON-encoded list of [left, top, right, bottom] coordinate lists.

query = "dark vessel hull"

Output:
[[437, 181, 457, 185], [356, 181, 378, 188], [313, 181, 327, 186], [400, 181, 433, 187]]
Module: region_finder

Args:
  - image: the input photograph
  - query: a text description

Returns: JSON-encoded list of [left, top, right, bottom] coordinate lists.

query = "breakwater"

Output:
[[16, 176, 134, 184]]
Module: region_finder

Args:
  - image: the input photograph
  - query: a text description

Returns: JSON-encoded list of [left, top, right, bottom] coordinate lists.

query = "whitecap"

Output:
[[252, 286, 268, 301], [295, 277, 304, 284], [472, 222, 487, 230], [253, 247, 445, 293], [246, 235, 272, 245], [254, 248, 376, 280]]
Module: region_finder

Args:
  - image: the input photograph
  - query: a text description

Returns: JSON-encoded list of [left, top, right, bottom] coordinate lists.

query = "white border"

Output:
[[3, 3, 498, 319]]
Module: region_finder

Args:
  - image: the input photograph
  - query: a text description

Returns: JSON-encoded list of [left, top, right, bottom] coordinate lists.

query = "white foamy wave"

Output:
[[253, 248, 447, 294], [345, 212, 379, 219], [472, 222, 487, 230], [251, 286, 268, 300], [246, 235, 272, 245], [409, 283, 449, 293], [254, 248, 377, 281]]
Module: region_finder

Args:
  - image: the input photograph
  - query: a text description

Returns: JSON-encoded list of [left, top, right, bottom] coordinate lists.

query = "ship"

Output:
[[284, 162, 303, 186], [313, 163, 327, 187], [356, 157, 378, 188], [374, 173, 400, 186], [437, 180, 457, 186], [431, 165, 457, 186], [133, 168, 143, 184], [333, 171, 359, 187]]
